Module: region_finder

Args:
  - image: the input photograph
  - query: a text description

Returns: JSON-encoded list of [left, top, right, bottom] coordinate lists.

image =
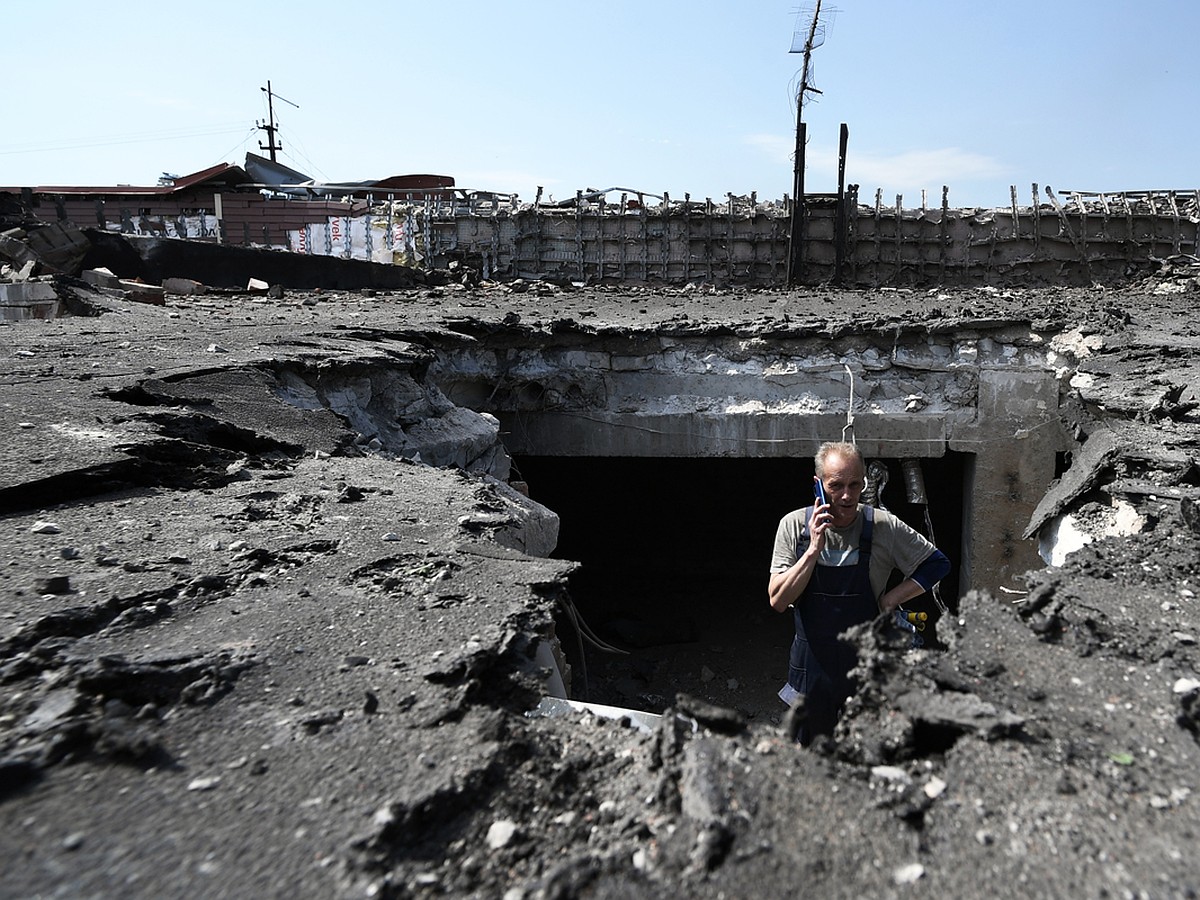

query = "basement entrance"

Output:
[[515, 452, 967, 723]]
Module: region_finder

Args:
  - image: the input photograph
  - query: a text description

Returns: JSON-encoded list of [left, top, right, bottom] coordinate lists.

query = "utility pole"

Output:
[[786, 2, 827, 288], [257, 81, 299, 163]]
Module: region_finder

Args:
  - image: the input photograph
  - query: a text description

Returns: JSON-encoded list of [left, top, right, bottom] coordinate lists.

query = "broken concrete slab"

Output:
[[81, 268, 121, 290], [162, 277, 207, 296], [1022, 429, 1119, 539], [0, 230, 38, 271], [0, 280, 61, 320], [21, 222, 90, 275], [116, 279, 165, 305], [8, 259, 38, 281]]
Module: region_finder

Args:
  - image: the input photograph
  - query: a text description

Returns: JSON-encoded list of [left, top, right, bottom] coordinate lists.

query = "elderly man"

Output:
[[769, 441, 950, 745]]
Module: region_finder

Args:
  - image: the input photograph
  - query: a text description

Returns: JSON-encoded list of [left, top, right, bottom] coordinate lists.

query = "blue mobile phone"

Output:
[[814, 477, 828, 507]]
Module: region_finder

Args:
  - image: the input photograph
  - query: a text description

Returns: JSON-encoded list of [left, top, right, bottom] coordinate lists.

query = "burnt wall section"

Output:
[[318, 189, 1200, 287], [252, 189, 1190, 288], [430, 319, 1076, 593], [439, 188, 1199, 287], [478, 189, 1200, 286]]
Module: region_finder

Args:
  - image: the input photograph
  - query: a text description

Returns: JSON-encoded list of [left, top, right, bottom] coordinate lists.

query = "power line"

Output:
[[0, 123, 249, 157]]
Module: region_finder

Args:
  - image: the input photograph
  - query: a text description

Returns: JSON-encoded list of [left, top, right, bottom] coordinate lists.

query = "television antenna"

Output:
[[786, 3, 835, 286], [790, 3, 830, 111], [257, 80, 300, 163]]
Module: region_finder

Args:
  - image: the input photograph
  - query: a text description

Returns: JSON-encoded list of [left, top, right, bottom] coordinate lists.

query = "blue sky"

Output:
[[3, 1, 1196, 208]]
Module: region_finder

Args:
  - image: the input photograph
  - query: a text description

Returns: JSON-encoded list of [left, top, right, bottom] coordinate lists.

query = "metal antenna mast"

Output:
[[786, 3, 830, 286], [257, 81, 300, 163]]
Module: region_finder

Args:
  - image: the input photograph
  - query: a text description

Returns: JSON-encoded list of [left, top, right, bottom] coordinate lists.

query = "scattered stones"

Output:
[[923, 776, 948, 799], [893, 862, 924, 885], [61, 832, 85, 851], [486, 819, 517, 850]]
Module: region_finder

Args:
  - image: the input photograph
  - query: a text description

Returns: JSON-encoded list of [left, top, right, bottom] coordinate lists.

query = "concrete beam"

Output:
[[498, 410, 948, 459]]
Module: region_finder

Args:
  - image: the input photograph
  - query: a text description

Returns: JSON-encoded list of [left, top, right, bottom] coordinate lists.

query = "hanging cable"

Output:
[[842, 363, 855, 444], [555, 593, 630, 702]]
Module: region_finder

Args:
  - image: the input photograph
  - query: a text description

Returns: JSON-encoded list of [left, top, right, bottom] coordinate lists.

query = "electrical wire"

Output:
[[555, 592, 630, 703], [560, 594, 629, 656], [0, 123, 250, 157], [210, 127, 260, 170], [557, 595, 590, 700], [842, 363, 855, 444], [277, 124, 330, 183]]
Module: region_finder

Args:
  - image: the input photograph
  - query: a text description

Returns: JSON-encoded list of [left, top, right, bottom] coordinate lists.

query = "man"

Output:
[[768, 441, 950, 745]]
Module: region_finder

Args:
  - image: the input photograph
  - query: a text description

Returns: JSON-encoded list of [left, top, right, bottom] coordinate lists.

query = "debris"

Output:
[[0, 282, 61, 320], [117, 280, 165, 306], [82, 268, 122, 290], [1023, 430, 1120, 539], [673, 694, 746, 735], [163, 277, 207, 296], [2, 223, 90, 275], [486, 819, 517, 850], [61, 833, 85, 851], [923, 776, 948, 799], [867, 764, 905, 781]]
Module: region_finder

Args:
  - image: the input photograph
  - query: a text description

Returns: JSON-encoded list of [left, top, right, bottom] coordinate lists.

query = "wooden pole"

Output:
[[834, 123, 849, 283]]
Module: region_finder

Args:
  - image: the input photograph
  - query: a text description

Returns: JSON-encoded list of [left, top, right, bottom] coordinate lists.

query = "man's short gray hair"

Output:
[[814, 441, 863, 477]]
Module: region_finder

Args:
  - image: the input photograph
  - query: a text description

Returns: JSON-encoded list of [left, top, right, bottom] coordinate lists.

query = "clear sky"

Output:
[[3, 1, 1196, 208]]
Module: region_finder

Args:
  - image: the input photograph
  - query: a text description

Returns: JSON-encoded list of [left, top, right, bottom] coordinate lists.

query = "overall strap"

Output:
[[859, 505, 875, 559]]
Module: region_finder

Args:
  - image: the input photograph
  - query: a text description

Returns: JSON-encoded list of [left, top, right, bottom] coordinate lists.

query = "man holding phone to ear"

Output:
[[768, 441, 950, 745]]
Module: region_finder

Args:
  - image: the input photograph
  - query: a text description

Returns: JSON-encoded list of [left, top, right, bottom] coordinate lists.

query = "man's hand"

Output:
[[808, 501, 832, 555], [878, 578, 925, 613]]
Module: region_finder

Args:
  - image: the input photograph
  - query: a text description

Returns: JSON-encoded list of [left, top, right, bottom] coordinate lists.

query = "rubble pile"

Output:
[[1, 224, 1199, 897]]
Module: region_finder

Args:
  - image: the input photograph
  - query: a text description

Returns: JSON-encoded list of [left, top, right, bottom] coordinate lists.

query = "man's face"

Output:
[[818, 452, 865, 528]]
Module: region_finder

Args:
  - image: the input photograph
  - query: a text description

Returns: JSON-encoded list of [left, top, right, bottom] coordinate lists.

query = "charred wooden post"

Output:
[[785, 123, 807, 287], [834, 124, 849, 284]]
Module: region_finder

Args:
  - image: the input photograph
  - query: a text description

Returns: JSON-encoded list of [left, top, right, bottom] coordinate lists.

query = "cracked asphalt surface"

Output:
[[2, 271, 1200, 898]]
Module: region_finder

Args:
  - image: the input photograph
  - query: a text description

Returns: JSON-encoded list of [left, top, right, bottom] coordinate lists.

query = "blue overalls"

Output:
[[781, 505, 877, 745]]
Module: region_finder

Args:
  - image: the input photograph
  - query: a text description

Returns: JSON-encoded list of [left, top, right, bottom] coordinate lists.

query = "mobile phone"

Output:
[[814, 477, 828, 507]]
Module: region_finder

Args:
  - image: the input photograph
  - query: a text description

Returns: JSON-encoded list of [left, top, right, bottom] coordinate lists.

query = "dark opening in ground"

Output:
[[515, 453, 968, 722]]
